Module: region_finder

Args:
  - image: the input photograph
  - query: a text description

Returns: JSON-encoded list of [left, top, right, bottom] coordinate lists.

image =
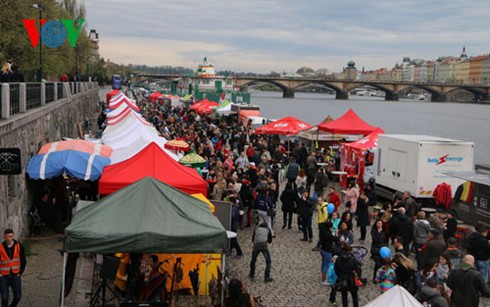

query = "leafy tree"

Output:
[[0, 0, 93, 81]]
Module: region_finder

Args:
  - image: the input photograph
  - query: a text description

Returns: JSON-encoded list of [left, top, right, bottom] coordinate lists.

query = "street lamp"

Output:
[[33, 4, 43, 81]]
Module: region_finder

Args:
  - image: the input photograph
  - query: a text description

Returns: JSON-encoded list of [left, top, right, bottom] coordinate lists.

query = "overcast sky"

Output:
[[83, 0, 490, 73]]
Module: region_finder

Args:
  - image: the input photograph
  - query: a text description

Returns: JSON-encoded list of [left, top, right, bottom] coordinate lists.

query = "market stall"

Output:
[[340, 127, 384, 188], [99, 142, 208, 196], [64, 177, 228, 306], [318, 108, 377, 136], [26, 139, 112, 181]]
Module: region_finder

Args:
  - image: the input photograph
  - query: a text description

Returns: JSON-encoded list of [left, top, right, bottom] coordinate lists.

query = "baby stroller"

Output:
[[352, 246, 369, 284]]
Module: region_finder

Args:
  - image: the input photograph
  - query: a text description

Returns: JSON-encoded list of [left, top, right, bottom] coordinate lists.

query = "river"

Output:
[[250, 91, 490, 165]]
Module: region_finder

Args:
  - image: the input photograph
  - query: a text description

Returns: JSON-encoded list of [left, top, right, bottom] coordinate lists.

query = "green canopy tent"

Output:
[[61, 177, 228, 306], [64, 177, 227, 253]]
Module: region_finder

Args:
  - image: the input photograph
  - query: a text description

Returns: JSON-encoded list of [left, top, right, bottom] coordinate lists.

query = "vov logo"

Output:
[[22, 19, 85, 48]]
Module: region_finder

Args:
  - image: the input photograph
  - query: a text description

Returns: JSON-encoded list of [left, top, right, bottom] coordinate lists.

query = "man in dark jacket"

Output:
[[334, 243, 360, 307], [415, 276, 448, 307], [356, 191, 370, 242], [390, 207, 413, 256], [443, 210, 457, 242], [239, 178, 254, 227], [285, 157, 300, 189], [465, 223, 490, 283], [402, 191, 419, 219], [447, 255, 490, 307], [445, 237, 464, 270], [280, 183, 295, 229], [422, 229, 446, 269], [305, 152, 317, 188], [298, 143, 308, 167]]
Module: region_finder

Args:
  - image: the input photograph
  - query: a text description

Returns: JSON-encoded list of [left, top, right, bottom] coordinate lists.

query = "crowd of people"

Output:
[[28, 90, 476, 306], [127, 93, 490, 307]]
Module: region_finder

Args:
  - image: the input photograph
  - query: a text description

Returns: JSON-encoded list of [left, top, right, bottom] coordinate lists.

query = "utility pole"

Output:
[[33, 4, 43, 81]]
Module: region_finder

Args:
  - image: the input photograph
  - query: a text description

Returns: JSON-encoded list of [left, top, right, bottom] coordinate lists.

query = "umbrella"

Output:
[[179, 152, 206, 168], [255, 116, 312, 136], [26, 140, 112, 181], [164, 140, 190, 152]]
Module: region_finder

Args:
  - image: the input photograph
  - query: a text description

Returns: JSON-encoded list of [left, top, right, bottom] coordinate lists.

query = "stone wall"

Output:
[[0, 84, 99, 236]]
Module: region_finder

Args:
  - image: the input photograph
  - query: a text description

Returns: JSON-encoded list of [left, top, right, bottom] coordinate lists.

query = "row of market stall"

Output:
[[26, 91, 233, 305], [24, 90, 390, 305], [253, 108, 385, 189]]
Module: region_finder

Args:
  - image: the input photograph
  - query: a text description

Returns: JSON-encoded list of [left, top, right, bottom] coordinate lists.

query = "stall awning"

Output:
[[239, 110, 261, 119], [443, 170, 490, 186]]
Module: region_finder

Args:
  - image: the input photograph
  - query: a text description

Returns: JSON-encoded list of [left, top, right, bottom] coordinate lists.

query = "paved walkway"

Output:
[[227, 201, 383, 306], [21, 234, 64, 306]]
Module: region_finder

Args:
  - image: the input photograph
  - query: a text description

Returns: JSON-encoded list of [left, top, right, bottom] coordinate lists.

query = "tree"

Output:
[[315, 68, 329, 76], [0, 0, 93, 81], [296, 66, 315, 77]]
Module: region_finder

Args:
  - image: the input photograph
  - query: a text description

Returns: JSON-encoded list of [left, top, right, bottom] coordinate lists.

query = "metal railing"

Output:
[[9, 84, 20, 116], [45, 83, 55, 103], [1, 82, 97, 120], [57, 83, 64, 98], [26, 83, 41, 110]]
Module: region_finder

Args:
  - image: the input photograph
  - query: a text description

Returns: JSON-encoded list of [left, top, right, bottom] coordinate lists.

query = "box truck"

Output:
[[373, 135, 474, 201]]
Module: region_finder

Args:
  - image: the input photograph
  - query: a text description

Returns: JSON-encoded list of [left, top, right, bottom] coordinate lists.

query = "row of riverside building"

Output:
[[348, 47, 490, 84]]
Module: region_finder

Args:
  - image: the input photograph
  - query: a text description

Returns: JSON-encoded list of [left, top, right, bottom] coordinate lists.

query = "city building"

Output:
[[455, 59, 470, 83], [401, 57, 415, 81], [348, 47, 487, 85], [88, 29, 99, 59], [482, 56, 490, 83], [468, 55, 489, 84], [435, 57, 460, 83], [426, 61, 436, 82], [344, 60, 357, 80]]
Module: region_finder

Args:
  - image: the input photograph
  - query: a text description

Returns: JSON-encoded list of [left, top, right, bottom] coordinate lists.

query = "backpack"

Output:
[[401, 270, 418, 295]]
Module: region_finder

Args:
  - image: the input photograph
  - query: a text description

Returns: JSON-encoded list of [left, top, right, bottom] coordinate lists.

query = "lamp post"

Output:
[[33, 4, 43, 81]]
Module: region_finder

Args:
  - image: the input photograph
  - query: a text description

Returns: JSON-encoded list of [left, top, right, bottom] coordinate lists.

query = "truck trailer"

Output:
[[373, 135, 474, 202]]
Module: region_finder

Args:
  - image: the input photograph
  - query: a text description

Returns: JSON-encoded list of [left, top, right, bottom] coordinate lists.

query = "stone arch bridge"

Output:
[[134, 74, 490, 102]]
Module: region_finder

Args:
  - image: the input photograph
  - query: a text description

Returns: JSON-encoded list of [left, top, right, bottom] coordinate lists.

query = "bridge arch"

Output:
[[292, 81, 350, 99], [343, 83, 400, 100], [395, 85, 446, 102], [293, 81, 342, 93], [239, 80, 294, 98], [445, 86, 489, 102]]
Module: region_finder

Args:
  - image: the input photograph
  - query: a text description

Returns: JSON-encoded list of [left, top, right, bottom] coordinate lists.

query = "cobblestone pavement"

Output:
[[227, 202, 383, 307], [21, 233, 64, 307]]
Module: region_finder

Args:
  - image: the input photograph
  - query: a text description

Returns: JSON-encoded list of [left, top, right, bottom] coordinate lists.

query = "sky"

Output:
[[83, 0, 490, 73]]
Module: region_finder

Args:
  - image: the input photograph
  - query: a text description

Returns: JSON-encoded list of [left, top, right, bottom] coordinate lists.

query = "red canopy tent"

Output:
[[255, 116, 312, 136], [317, 109, 376, 136], [99, 142, 208, 196], [341, 127, 385, 189], [106, 89, 119, 105], [344, 127, 385, 150], [190, 98, 213, 110], [148, 92, 161, 103], [195, 101, 219, 115]]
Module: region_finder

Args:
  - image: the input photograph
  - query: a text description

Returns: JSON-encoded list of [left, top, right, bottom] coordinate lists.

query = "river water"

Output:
[[250, 91, 490, 165]]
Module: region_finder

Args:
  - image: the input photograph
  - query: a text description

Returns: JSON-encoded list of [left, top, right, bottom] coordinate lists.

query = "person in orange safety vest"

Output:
[[0, 229, 26, 307]]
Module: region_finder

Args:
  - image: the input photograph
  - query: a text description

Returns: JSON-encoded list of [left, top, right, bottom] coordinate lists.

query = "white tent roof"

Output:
[[364, 285, 423, 307], [109, 135, 181, 164], [102, 93, 180, 163], [215, 102, 235, 115]]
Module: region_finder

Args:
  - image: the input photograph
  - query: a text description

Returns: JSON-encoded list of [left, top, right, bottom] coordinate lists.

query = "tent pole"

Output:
[[221, 253, 226, 305], [205, 255, 209, 296], [60, 251, 68, 307]]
